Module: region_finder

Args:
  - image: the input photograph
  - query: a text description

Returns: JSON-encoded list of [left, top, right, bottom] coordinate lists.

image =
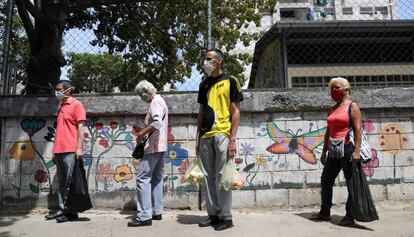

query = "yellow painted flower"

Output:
[[256, 154, 267, 167], [114, 164, 133, 182], [9, 141, 35, 160]]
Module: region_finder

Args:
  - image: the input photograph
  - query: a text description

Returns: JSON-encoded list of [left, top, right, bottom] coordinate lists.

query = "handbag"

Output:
[[348, 102, 372, 163], [132, 135, 151, 160]]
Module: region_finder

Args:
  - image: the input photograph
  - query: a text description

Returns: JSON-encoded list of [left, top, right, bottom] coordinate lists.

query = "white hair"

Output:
[[134, 80, 157, 94]]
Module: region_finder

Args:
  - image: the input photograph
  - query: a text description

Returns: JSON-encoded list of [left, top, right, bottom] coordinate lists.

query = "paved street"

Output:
[[1, 200, 414, 237]]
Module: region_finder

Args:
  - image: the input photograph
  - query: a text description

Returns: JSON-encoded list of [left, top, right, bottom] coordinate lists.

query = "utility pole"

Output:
[[1, 0, 14, 95], [207, 0, 214, 49]]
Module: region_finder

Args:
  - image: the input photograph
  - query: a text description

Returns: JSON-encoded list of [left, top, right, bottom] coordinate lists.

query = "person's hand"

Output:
[[136, 132, 144, 144], [320, 153, 327, 166], [351, 151, 361, 161], [76, 148, 83, 159], [228, 139, 237, 159]]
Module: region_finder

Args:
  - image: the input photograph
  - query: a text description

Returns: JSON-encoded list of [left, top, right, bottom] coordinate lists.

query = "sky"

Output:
[[61, 0, 414, 91]]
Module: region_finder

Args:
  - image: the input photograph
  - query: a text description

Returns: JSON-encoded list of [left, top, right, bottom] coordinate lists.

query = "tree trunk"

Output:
[[24, 1, 67, 94]]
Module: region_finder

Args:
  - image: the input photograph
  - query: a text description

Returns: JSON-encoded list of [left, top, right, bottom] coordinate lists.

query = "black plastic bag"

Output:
[[66, 159, 92, 213], [348, 161, 379, 222]]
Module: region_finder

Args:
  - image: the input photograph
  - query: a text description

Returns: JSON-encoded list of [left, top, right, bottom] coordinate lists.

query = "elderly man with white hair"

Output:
[[128, 80, 169, 227]]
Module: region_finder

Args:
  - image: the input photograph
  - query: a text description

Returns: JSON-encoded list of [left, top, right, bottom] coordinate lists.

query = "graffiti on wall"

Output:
[[258, 118, 326, 164], [380, 124, 408, 155]]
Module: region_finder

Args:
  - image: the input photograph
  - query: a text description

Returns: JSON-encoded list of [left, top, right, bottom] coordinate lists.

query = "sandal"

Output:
[[338, 216, 355, 226], [309, 212, 331, 221]]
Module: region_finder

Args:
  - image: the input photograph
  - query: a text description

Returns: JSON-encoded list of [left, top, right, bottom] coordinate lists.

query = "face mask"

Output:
[[330, 87, 346, 102], [202, 60, 216, 76], [55, 87, 72, 101], [140, 93, 151, 103]]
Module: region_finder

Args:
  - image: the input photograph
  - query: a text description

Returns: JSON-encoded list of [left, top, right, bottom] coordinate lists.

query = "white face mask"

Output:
[[202, 60, 216, 76], [55, 87, 72, 101]]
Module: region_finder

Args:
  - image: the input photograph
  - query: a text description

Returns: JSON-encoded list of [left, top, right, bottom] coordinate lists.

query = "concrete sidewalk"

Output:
[[1, 200, 414, 237]]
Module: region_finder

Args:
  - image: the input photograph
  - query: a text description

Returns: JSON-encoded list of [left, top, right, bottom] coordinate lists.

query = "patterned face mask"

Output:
[[202, 59, 216, 76]]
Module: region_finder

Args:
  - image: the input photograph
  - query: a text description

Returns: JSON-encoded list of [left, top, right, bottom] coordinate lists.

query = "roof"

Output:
[[248, 20, 414, 88]]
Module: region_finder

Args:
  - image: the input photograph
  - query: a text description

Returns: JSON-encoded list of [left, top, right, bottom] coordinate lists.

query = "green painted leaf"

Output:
[[29, 183, 39, 193], [125, 134, 133, 141], [46, 160, 55, 168], [243, 163, 256, 172]]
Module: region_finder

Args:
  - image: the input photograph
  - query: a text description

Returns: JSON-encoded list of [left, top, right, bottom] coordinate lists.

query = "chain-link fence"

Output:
[[1, 0, 414, 95]]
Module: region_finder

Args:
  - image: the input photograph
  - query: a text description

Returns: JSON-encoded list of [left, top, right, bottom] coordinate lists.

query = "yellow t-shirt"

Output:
[[197, 73, 243, 138]]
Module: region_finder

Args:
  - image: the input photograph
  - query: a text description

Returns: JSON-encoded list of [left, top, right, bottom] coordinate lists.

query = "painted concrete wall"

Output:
[[1, 88, 414, 210]]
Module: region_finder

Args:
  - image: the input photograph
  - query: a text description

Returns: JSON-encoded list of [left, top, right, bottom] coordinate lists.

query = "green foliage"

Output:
[[1, 2, 29, 82], [68, 52, 134, 93], [65, 0, 274, 91]]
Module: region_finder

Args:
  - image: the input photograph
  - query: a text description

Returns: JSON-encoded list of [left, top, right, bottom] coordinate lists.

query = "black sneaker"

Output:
[[214, 219, 234, 231], [127, 219, 152, 227], [56, 213, 79, 223], [152, 214, 162, 220], [198, 215, 219, 227]]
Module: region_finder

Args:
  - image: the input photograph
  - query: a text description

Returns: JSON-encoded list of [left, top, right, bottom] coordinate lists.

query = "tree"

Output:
[[68, 52, 130, 93], [14, 0, 278, 94], [1, 1, 30, 92]]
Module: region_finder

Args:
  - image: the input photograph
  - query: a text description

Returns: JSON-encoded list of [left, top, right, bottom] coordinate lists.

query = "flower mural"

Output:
[[380, 124, 408, 155], [164, 143, 189, 167], [114, 165, 133, 182], [34, 170, 48, 183], [82, 118, 135, 190], [361, 149, 380, 177], [178, 159, 190, 184], [363, 120, 375, 133], [20, 118, 46, 137], [98, 164, 114, 191], [9, 141, 35, 160]]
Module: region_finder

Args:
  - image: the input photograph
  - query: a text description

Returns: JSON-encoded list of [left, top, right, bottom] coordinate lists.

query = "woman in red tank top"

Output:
[[310, 77, 362, 226]]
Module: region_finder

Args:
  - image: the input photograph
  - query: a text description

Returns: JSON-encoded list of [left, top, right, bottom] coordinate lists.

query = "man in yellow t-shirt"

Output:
[[196, 48, 243, 231]]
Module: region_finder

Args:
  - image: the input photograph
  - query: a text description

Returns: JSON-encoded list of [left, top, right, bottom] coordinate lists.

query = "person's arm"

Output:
[[76, 121, 85, 159], [320, 125, 330, 165], [350, 102, 362, 161], [228, 101, 240, 158], [195, 104, 204, 156]]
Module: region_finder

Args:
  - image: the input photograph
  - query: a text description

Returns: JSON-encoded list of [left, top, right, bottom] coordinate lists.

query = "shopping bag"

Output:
[[221, 160, 245, 191], [185, 157, 204, 184], [348, 161, 379, 222], [65, 159, 93, 213]]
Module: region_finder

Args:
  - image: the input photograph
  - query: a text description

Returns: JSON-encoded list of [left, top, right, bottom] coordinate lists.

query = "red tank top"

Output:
[[327, 101, 352, 139]]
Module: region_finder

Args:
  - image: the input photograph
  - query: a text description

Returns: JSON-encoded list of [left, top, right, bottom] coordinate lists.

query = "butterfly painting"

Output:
[[263, 118, 326, 164]]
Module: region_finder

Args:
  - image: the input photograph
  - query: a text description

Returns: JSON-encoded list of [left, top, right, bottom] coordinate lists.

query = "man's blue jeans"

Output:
[[136, 152, 164, 221], [54, 152, 76, 213]]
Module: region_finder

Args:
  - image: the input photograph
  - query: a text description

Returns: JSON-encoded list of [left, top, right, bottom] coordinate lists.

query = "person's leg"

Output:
[[341, 144, 356, 224], [54, 153, 67, 212], [136, 153, 158, 221], [214, 133, 232, 221], [151, 152, 165, 218], [55, 153, 77, 223], [199, 137, 218, 217], [199, 136, 220, 227], [320, 157, 342, 217]]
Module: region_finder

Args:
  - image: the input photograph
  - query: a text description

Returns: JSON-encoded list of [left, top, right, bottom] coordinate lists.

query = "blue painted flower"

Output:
[[240, 142, 255, 157], [126, 142, 135, 151], [102, 126, 110, 134], [119, 124, 127, 131], [164, 143, 189, 167], [21, 118, 46, 137], [84, 120, 94, 127], [83, 153, 92, 166]]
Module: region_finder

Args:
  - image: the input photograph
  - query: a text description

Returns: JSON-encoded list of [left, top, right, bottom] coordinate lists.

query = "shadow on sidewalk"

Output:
[[176, 214, 205, 225], [295, 212, 374, 231]]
